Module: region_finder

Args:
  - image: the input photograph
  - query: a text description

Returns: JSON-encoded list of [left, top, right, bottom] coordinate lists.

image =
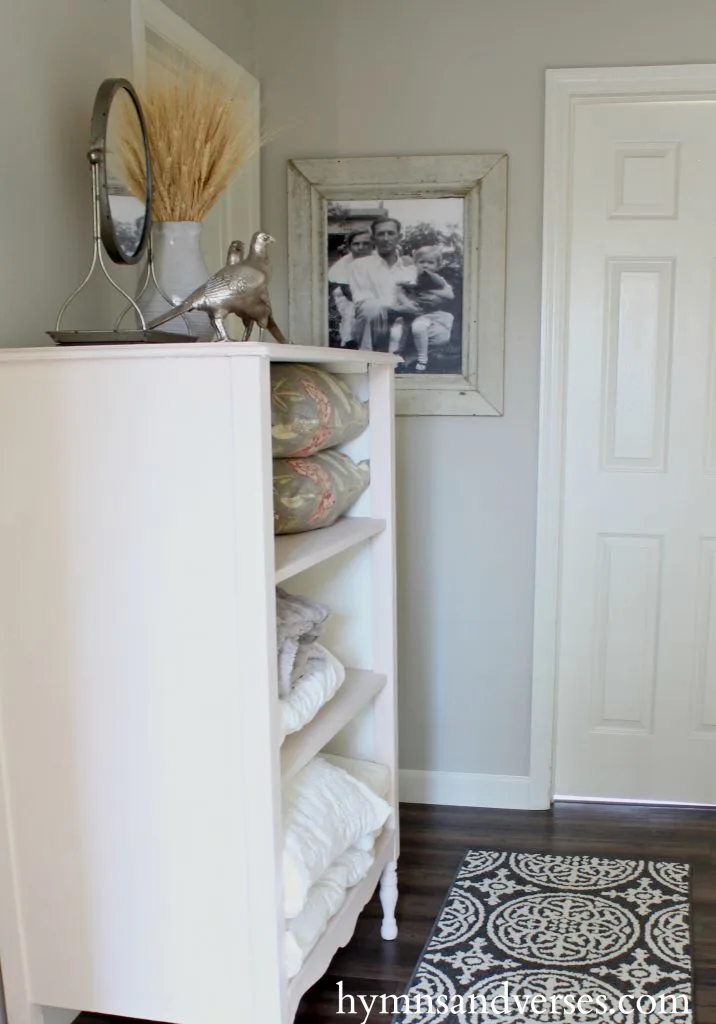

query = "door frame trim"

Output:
[[530, 64, 716, 809]]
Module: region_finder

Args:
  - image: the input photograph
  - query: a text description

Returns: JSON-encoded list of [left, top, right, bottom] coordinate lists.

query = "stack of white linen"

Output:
[[283, 755, 392, 978], [276, 588, 346, 739]]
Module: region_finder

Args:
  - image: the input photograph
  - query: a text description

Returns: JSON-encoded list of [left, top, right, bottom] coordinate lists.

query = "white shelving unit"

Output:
[[0, 343, 400, 1024]]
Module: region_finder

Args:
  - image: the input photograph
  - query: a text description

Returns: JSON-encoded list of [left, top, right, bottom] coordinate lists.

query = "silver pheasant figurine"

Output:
[[148, 231, 288, 343]]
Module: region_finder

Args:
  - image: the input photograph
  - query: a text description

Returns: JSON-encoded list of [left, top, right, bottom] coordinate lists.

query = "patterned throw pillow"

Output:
[[271, 363, 369, 458], [273, 450, 370, 535]]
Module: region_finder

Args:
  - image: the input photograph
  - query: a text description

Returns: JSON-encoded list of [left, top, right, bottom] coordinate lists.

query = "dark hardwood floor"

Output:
[[294, 801, 716, 1022], [80, 801, 716, 1024]]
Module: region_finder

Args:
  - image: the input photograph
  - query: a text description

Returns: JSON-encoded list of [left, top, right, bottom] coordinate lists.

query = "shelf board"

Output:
[[287, 827, 396, 1017], [281, 670, 386, 782], [274, 517, 385, 584], [1, 343, 401, 367]]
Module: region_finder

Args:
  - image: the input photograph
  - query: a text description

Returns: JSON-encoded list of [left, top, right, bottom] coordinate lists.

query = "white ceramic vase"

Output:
[[137, 221, 213, 337]]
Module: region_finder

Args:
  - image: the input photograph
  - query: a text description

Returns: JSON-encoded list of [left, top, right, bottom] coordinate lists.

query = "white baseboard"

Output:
[[399, 769, 533, 809]]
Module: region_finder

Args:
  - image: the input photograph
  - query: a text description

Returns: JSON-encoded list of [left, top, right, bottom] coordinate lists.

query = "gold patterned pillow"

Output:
[[271, 363, 369, 458], [273, 450, 370, 535]]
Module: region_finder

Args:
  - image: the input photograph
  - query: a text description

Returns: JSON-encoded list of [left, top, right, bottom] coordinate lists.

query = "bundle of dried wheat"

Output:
[[120, 64, 263, 222]]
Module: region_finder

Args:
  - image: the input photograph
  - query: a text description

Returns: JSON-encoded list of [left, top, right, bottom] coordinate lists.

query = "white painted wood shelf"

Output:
[[275, 517, 386, 584], [0, 343, 400, 1024], [281, 670, 387, 782]]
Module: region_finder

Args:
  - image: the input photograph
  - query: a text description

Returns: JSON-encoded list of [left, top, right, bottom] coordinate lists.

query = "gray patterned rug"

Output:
[[394, 850, 692, 1023]]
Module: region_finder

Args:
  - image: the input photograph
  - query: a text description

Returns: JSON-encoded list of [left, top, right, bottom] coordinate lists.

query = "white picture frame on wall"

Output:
[[287, 154, 507, 416]]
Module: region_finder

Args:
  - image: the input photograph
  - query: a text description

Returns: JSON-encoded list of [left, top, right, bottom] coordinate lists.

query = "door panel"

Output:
[[555, 100, 716, 802]]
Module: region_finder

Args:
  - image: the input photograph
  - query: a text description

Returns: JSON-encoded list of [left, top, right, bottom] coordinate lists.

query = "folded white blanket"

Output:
[[322, 754, 392, 800], [283, 757, 391, 919], [322, 755, 393, 850], [284, 841, 375, 979], [276, 588, 330, 697], [280, 644, 345, 740]]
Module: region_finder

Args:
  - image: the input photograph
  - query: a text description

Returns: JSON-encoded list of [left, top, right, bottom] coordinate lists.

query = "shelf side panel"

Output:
[[0, 354, 281, 1024], [367, 364, 400, 856]]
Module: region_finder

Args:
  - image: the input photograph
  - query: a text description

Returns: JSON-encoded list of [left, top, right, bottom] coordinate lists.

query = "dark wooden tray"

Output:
[[48, 330, 204, 345]]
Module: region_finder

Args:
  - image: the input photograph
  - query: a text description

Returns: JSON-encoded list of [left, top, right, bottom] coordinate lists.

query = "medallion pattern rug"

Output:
[[394, 850, 692, 1023]]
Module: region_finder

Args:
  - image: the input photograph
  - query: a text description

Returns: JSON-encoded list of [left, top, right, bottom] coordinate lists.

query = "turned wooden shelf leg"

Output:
[[379, 859, 398, 940]]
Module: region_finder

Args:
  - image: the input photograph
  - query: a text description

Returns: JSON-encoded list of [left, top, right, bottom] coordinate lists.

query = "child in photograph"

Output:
[[389, 246, 454, 371]]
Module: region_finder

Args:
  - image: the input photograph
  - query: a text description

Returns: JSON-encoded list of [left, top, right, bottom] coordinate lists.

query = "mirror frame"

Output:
[[90, 77, 152, 265]]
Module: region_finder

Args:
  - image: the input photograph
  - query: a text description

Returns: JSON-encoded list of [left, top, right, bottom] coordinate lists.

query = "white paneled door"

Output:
[[553, 93, 716, 803]]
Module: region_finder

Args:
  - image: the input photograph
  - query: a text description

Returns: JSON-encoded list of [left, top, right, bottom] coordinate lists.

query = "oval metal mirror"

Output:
[[90, 78, 152, 265], [49, 76, 201, 344]]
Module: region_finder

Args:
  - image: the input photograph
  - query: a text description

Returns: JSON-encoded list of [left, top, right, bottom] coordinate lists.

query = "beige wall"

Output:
[[0, 0, 253, 349], [256, 0, 716, 780], [5, 0, 716, 786]]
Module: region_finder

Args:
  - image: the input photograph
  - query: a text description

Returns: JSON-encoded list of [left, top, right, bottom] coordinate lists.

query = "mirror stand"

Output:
[[54, 148, 149, 336], [113, 236, 193, 334], [48, 77, 200, 346]]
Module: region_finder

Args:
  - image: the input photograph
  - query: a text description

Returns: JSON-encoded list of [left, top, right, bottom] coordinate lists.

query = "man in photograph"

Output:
[[327, 229, 374, 346], [348, 217, 439, 351]]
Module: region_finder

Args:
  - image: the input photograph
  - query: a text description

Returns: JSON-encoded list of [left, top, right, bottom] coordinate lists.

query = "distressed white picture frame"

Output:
[[287, 155, 507, 415]]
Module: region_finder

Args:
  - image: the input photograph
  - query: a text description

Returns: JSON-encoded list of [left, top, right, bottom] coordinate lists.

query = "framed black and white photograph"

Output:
[[287, 155, 507, 415]]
